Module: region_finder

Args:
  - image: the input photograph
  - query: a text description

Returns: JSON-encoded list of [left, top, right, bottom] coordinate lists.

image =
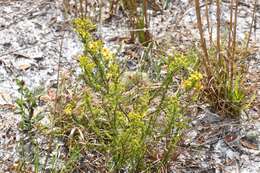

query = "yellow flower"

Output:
[[87, 41, 103, 54], [182, 71, 203, 90], [73, 18, 96, 41], [80, 31, 91, 40], [101, 47, 113, 60], [73, 18, 96, 32], [79, 55, 95, 71], [107, 63, 119, 78], [64, 103, 73, 115], [189, 71, 203, 81], [128, 112, 145, 121], [182, 80, 192, 90]]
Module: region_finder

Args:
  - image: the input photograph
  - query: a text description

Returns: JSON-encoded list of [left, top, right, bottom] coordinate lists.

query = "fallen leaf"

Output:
[[240, 136, 258, 150], [224, 134, 238, 143], [18, 64, 31, 71], [0, 104, 16, 110]]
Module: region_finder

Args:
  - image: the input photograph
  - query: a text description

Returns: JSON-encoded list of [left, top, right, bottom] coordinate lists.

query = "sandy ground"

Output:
[[0, 0, 259, 172]]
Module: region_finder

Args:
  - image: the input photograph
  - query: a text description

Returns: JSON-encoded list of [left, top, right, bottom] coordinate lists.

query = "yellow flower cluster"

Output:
[[73, 18, 95, 41], [74, 18, 114, 63], [101, 47, 113, 60], [73, 18, 96, 30], [168, 53, 190, 72], [79, 55, 95, 71], [189, 71, 203, 80], [87, 40, 103, 54], [174, 53, 190, 68], [128, 112, 146, 128], [128, 112, 145, 121], [107, 63, 119, 79], [183, 71, 203, 90], [87, 41, 114, 61]]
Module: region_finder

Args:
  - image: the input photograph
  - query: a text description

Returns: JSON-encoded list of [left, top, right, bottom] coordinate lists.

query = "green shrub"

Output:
[[47, 18, 202, 172], [15, 80, 44, 173]]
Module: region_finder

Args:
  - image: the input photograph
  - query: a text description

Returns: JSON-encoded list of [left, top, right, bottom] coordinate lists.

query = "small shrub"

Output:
[[13, 17, 202, 172], [15, 80, 44, 173], [48, 18, 202, 172]]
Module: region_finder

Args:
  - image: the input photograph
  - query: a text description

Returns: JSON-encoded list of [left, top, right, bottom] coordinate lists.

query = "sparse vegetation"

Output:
[[15, 18, 203, 172], [11, 0, 258, 172], [194, 0, 255, 117]]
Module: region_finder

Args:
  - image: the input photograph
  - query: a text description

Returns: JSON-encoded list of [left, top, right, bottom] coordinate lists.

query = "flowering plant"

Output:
[[52, 18, 202, 172]]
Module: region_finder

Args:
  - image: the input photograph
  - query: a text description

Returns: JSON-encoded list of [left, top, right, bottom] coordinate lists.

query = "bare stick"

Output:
[[194, 0, 211, 77], [230, 0, 239, 87], [79, 0, 83, 17], [228, 0, 234, 50], [205, 0, 212, 45], [74, 0, 78, 17], [228, 0, 234, 77], [216, 0, 221, 62], [245, 0, 257, 51]]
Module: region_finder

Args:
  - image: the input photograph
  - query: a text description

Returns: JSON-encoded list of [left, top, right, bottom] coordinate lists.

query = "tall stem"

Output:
[[216, 0, 221, 63], [205, 0, 212, 45], [228, 0, 234, 78], [246, 0, 257, 51], [194, 0, 211, 78], [230, 0, 239, 87]]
